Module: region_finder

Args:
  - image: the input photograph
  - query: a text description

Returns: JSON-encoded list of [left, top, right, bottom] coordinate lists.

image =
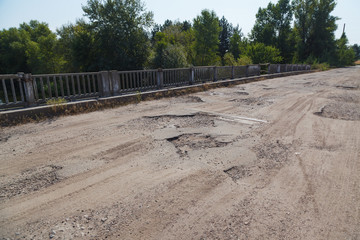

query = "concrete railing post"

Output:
[[19, 72, 36, 107], [111, 70, 120, 95], [231, 66, 235, 79], [246, 65, 249, 77], [277, 64, 281, 73], [157, 68, 163, 89], [213, 66, 217, 81], [99, 71, 111, 97], [189, 67, 194, 85]]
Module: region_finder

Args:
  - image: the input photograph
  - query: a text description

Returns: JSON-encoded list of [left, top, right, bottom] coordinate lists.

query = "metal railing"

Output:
[[0, 64, 310, 110], [268, 64, 311, 74], [31, 72, 100, 103], [0, 74, 26, 109], [163, 68, 190, 87], [111, 69, 157, 94]]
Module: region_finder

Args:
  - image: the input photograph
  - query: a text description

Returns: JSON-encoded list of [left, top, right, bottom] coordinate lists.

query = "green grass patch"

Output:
[[46, 98, 67, 105]]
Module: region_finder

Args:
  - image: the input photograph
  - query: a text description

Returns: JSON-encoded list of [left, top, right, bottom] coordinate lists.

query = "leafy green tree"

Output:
[[21, 21, 64, 73], [250, 0, 293, 62], [162, 23, 185, 45], [149, 31, 189, 69], [351, 44, 360, 60], [250, 3, 276, 46], [223, 52, 237, 66], [150, 23, 162, 44], [193, 10, 221, 66], [237, 55, 253, 65], [293, 0, 338, 62], [218, 16, 233, 61], [229, 26, 244, 60], [0, 20, 64, 74], [149, 21, 194, 68], [150, 32, 169, 68], [273, 0, 293, 62], [182, 20, 192, 32], [292, 0, 313, 62], [0, 28, 28, 74], [245, 42, 283, 64], [182, 28, 196, 65], [335, 34, 355, 67], [162, 20, 173, 30], [57, 20, 98, 72], [82, 0, 153, 70], [309, 0, 338, 62], [161, 44, 188, 68]]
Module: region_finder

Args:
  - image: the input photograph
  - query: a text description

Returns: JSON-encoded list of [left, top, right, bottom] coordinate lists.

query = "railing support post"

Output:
[[246, 65, 249, 77], [157, 68, 163, 89], [213, 66, 217, 81], [99, 71, 111, 97], [19, 72, 36, 107], [231, 66, 235, 79], [111, 70, 120, 95], [189, 67, 194, 85]]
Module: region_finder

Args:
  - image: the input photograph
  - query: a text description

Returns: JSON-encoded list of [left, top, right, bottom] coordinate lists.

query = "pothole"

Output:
[[313, 144, 341, 152], [315, 102, 360, 121], [167, 133, 230, 157], [303, 81, 328, 87], [172, 96, 204, 103], [131, 113, 216, 130], [0, 135, 9, 142], [336, 85, 359, 90], [328, 92, 360, 103], [234, 91, 249, 95], [252, 140, 292, 170], [229, 97, 272, 106], [224, 165, 252, 182], [209, 91, 224, 96], [0, 165, 63, 200]]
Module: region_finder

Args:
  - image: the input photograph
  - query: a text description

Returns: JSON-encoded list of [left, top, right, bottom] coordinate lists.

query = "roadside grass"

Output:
[[311, 62, 330, 71], [46, 98, 67, 105]]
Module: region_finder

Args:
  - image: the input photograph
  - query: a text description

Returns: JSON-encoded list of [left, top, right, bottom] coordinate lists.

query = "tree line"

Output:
[[0, 0, 358, 74]]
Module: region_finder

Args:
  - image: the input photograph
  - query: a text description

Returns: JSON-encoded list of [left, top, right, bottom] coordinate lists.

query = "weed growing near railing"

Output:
[[311, 62, 330, 71], [46, 98, 67, 105], [46, 98, 67, 113], [136, 91, 142, 103]]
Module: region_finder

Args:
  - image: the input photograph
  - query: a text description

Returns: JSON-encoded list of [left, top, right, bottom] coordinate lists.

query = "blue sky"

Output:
[[0, 0, 359, 44]]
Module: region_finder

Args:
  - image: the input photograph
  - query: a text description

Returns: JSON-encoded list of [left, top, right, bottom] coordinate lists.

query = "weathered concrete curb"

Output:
[[0, 70, 314, 127]]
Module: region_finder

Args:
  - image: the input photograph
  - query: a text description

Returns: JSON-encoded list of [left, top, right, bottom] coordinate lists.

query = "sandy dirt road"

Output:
[[0, 67, 359, 239]]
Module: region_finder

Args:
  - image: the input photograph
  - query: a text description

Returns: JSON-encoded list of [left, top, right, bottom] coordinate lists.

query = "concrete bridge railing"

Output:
[[0, 64, 310, 110]]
